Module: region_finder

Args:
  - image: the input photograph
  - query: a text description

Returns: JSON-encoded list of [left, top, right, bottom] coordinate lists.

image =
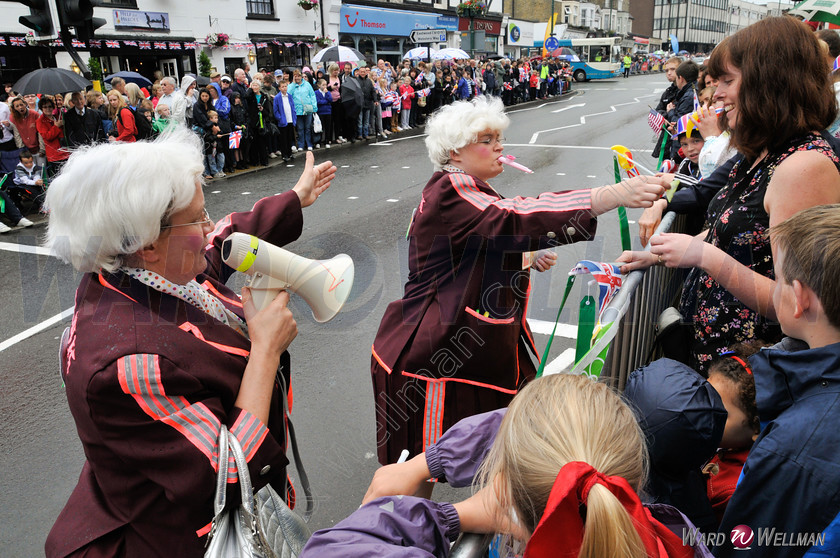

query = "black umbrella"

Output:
[[104, 70, 153, 88], [339, 76, 363, 118], [195, 75, 211, 87], [13, 68, 91, 95]]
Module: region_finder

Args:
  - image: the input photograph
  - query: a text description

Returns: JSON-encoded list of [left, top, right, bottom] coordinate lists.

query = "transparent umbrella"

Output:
[[403, 46, 439, 61]]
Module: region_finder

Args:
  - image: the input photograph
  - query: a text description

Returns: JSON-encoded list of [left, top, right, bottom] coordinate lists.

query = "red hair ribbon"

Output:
[[524, 461, 693, 558], [728, 355, 752, 374]]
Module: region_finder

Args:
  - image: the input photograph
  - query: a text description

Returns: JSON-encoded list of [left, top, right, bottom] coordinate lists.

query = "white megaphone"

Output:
[[222, 232, 354, 322]]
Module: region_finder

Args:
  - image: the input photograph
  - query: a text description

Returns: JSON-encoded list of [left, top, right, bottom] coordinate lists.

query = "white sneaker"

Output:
[[17, 217, 34, 227], [315, 144, 320, 149], [269, 152, 277, 159], [274, 151, 282, 157], [338, 136, 345, 142], [291, 146, 298, 153], [307, 146, 312, 151], [396, 126, 403, 131], [0, 221, 11, 233], [325, 143, 331, 149], [214, 172, 226, 179]]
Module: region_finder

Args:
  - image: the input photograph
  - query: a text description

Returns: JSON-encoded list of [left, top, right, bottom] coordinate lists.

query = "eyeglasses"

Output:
[[161, 208, 212, 229], [477, 136, 505, 146]]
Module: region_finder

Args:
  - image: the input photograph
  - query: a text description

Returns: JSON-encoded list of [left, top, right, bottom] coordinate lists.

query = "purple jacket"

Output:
[[301, 409, 713, 557]]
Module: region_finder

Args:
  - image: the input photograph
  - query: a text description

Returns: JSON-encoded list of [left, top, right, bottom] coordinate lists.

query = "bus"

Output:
[[555, 37, 622, 82]]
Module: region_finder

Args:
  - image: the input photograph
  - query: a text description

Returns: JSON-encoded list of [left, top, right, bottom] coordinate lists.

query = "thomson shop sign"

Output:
[[340, 4, 458, 37]]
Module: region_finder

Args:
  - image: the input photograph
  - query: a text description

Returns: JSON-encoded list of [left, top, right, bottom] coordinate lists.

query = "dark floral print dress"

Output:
[[680, 133, 840, 373]]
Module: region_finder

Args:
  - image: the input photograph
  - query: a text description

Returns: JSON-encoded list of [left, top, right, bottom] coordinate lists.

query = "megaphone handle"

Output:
[[247, 273, 292, 312]]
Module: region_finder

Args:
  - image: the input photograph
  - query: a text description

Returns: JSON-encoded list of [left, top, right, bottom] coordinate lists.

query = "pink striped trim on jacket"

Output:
[[448, 172, 592, 215]]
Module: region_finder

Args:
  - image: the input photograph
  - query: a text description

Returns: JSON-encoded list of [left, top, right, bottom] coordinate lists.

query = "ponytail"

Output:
[[579, 484, 647, 558]]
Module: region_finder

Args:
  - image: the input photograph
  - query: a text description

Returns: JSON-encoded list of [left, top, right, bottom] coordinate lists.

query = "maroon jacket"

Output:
[[370, 171, 597, 463], [46, 191, 303, 557]]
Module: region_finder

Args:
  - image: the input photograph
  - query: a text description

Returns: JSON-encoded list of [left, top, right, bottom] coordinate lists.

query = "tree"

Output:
[[87, 57, 104, 91], [199, 50, 212, 77]]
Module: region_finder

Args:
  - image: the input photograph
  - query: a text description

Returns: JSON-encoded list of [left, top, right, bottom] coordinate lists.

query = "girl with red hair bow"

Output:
[[300, 375, 709, 558]]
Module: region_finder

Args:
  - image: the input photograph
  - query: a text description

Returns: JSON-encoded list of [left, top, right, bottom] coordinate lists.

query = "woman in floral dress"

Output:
[[619, 17, 840, 372]]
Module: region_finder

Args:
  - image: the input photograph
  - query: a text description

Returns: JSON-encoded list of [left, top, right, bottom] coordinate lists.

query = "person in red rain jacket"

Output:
[[35, 96, 70, 174]]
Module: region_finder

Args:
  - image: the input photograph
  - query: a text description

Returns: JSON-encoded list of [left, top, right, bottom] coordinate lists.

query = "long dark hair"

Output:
[[706, 17, 836, 160]]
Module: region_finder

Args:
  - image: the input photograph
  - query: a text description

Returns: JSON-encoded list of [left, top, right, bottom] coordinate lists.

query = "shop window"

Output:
[[339, 35, 356, 48], [375, 37, 401, 52], [247, 0, 275, 16], [358, 36, 375, 62], [225, 57, 246, 77]]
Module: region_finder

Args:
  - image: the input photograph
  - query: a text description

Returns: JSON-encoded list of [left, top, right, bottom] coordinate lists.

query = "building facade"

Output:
[[653, 0, 727, 53]]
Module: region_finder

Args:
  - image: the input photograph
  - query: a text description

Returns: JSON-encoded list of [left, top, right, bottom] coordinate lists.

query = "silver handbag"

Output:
[[204, 426, 311, 558]]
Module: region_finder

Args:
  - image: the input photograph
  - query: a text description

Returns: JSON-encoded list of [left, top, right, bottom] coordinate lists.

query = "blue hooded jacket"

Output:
[[714, 340, 840, 557], [624, 358, 727, 534], [208, 82, 230, 120]]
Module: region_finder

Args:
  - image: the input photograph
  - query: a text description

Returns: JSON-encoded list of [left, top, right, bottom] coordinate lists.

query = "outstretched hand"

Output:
[[591, 175, 667, 215], [293, 151, 338, 208]]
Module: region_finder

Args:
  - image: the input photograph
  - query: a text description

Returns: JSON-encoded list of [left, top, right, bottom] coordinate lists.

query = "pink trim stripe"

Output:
[[205, 214, 233, 250], [196, 522, 212, 538], [401, 370, 519, 395], [371, 345, 393, 374], [98, 273, 139, 303], [117, 355, 221, 465], [201, 280, 243, 308], [232, 411, 269, 462], [465, 306, 515, 324], [178, 322, 250, 358], [450, 173, 592, 215]]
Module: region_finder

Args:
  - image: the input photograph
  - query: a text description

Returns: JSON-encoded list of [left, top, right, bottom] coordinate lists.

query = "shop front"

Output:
[[0, 37, 55, 84], [457, 16, 503, 57], [252, 36, 313, 73], [339, 4, 458, 66], [505, 20, 535, 59]]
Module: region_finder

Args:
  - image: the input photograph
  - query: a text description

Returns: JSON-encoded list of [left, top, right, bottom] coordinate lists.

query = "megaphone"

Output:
[[222, 232, 354, 323]]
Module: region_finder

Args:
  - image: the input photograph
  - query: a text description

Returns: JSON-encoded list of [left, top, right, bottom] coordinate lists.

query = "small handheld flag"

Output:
[[647, 109, 666, 133], [229, 130, 242, 149], [570, 260, 623, 323]]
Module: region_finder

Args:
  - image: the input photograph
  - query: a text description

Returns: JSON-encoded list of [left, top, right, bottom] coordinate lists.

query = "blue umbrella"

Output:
[[104, 71, 153, 88]]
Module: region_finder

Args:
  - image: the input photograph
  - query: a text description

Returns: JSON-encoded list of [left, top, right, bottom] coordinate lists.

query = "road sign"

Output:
[[545, 37, 560, 51], [409, 28, 447, 44]]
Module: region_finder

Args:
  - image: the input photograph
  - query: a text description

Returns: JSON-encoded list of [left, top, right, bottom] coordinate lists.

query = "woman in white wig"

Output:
[[369, 96, 666, 471], [44, 127, 335, 557]]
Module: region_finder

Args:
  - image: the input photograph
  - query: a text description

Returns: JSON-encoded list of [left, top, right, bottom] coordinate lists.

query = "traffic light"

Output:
[[56, 0, 105, 43], [18, 0, 59, 41]]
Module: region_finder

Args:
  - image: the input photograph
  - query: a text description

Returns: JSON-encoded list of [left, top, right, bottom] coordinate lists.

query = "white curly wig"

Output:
[[43, 126, 204, 273], [424, 96, 510, 171]]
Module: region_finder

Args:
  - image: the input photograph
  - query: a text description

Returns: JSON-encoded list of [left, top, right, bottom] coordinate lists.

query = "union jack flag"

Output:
[[284, 42, 294, 47], [106, 40, 120, 48], [10, 36, 25, 47], [503, 82, 513, 90], [88, 40, 101, 48], [835, 54, 840, 71], [169, 42, 181, 49], [184, 42, 198, 50], [256, 42, 268, 49], [305, 43, 313, 48], [0, 37, 5, 46], [123, 40, 137, 47], [693, 90, 700, 111], [229, 130, 242, 149], [139, 41, 151, 49], [71, 39, 85, 48], [570, 260, 623, 320], [647, 109, 666, 133], [674, 113, 692, 137], [414, 75, 424, 85], [154, 41, 167, 49]]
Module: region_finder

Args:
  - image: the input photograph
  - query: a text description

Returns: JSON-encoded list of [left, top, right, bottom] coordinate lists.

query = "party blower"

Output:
[[222, 232, 354, 322]]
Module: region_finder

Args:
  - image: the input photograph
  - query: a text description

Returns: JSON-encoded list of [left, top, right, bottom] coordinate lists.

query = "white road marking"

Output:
[[0, 242, 56, 257], [586, 175, 597, 178], [556, 172, 566, 176], [242, 192, 251, 195], [287, 164, 295, 167], [529, 93, 659, 144], [386, 199, 399, 202], [526, 318, 577, 339], [348, 196, 359, 199], [211, 190, 221, 194], [375, 134, 426, 145], [629, 220, 636, 224], [0, 307, 73, 352], [371, 165, 379, 168], [341, 164, 350, 167], [401, 166, 410, 169], [542, 348, 577, 376], [551, 103, 586, 114]]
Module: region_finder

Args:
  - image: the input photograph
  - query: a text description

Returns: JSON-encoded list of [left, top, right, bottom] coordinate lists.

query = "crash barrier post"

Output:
[[449, 212, 687, 558]]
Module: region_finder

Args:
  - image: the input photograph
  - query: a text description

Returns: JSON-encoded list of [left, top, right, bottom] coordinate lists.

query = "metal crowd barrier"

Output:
[[449, 212, 687, 558]]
